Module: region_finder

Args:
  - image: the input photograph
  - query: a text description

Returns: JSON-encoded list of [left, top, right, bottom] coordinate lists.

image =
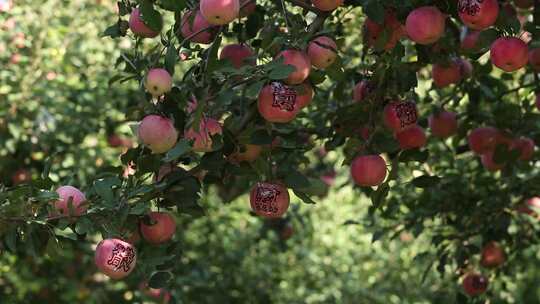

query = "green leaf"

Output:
[[370, 183, 389, 207], [363, 0, 385, 24], [249, 129, 273, 145], [102, 23, 121, 38], [159, 0, 186, 11], [148, 271, 173, 288], [165, 45, 177, 76], [140, 0, 163, 32], [163, 139, 191, 162], [411, 175, 441, 188], [284, 170, 311, 189], [268, 65, 295, 80], [293, 189, 317, 204]]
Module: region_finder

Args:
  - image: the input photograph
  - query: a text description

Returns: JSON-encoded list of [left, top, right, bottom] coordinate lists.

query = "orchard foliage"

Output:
[[2, 0, 540, 303]]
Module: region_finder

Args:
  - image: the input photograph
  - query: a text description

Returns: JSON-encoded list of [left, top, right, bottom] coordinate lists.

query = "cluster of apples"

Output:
[[467, 126, 534, 172], [462, 241, 506, 296]]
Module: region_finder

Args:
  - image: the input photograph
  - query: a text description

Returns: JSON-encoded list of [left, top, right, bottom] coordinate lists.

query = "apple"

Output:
[[184, 118, 223, 152], [140, 282, 171, 303], [462, 273, 489, 296], [518, 197, 540, 217], [180, 10, 217, 44], [140, 212, 176, 244], [249, 182, 290, 218], [383, 100, 418, 132], [129, 8, 160, 38], [480, 241, 506, 268], [229, 144, 262, 163], [307, 36, 338, 69], [295, 82, 314, 109], [350, 155, 387, 187], [145, 68, 172, 97], [405, 6, 446, 45], [219, 44, 255, 69], [481, 151, 505, 171], [363, 10, 405, 51], [53, 185, 87, 217], [200, 0, 239, 25], [276, 49, 311, 85], [138, 115, 178, 154], [461, 30, 481, 52], [428, 110, 458, 138], [239, 0, 256, 17], [94, 238, 137, 279], [459, 58, 474, 78], [280, 223, 294, 240], [529, 48, 540, 71], [353, 80, 373, 102], [11, 169, 31, 185], [395, 125, 427, 150], [320, 170, 337, 186], [510, 137, 535, 161], [514, 0, 534, 9], [468, 127, 498, 155], [311, 0, 343, 11], [432, 60, 462, 88], [490, 37, 529, 72], [257, 82, 302, 123], [458, 0, 499, 30]]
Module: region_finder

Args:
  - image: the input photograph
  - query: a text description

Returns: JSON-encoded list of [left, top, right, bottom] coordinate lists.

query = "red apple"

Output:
[[280, 223, 294, 240], [229, 144, 262, 163], [459, 58, 474, 78], [249, 182, 290, 218], [53, 186, 87, 217], [200, 0, 239, 25], [353, 80, 373, 102], [311, 0, 343, 11], [405, 6, 446, 45], [307, 36, 338, 69], [295, 82, 314, 109], [461, 30, 481, 52], [510, 137, 535, 161], [219, 43, 255, 69], [239, 0, 256, 17], [12, 169, 31, 185], [432, 60, 462, 88], [481, 151, 505, 171], [276, 49, 311, 85], [480, 241, 506, 268], [364, 10, 405, 51], [180, 10, 217, 44], [95, 238, 137, 279], [184, 117, 223, 152], [257, 82, 302, 123], [529, 48, 540, 71], [395, 125, 427, 150], [468, 127, 498, 155], [462, 273, 489, 296], [350, 155, 387, 187], [490, 37, 529, 72], [138, 115, 178, 154], [129, 8, 160, 38], [145, 68, 172, 97], [383, 100, 418, 132], [518, 197, 540, 217], [458, 0, 499, 30], [428, 110, 458, 139], [140, 282, 171, 303], [140, 212, 176, 244]]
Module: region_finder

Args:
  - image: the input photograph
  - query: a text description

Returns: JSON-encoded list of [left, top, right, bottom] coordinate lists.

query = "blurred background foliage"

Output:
[[1, 0, 540, 303]]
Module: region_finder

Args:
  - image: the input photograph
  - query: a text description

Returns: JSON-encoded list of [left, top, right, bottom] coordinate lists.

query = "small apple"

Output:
[[311, 0, 343, 11], [467, 127, 498, 155], [144, 68, 172, 97], [140, 212, 177, 244], [95, 238, 137, 279], [510, 137, 535, 161], [219, 43, 255, 69], [307, 36, 338, 69], [405, 6, 446, 45], [529, 48, 540, 71], [461, 30, 481, 52], [180, 10, 217, 44], [138, 115, 178, 154], [280, 222, 294, 240], [249, 182, 290, 218], [490, 37, 529, 72], [184, 118, 223, 152], [200, 0, 239, 25], [518, 197, 540, 217], [432, 59, 462, 88], [353, 80, 373, 102], [480, 241, 506, 268], [229, 144, 262, 163], [428, 110, 458, 138], [275, 49, 311, 85], [53, 185, 87, 217], [350, 155, 387, 187], [462, 273, 489, 296], [383, 100, 418, 133], [364, 10, 405, 51], [12, 169, 31, 185], [395, 125, 427, 150], [129, 8, 160, 38], [458, 0, 499, 30]]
